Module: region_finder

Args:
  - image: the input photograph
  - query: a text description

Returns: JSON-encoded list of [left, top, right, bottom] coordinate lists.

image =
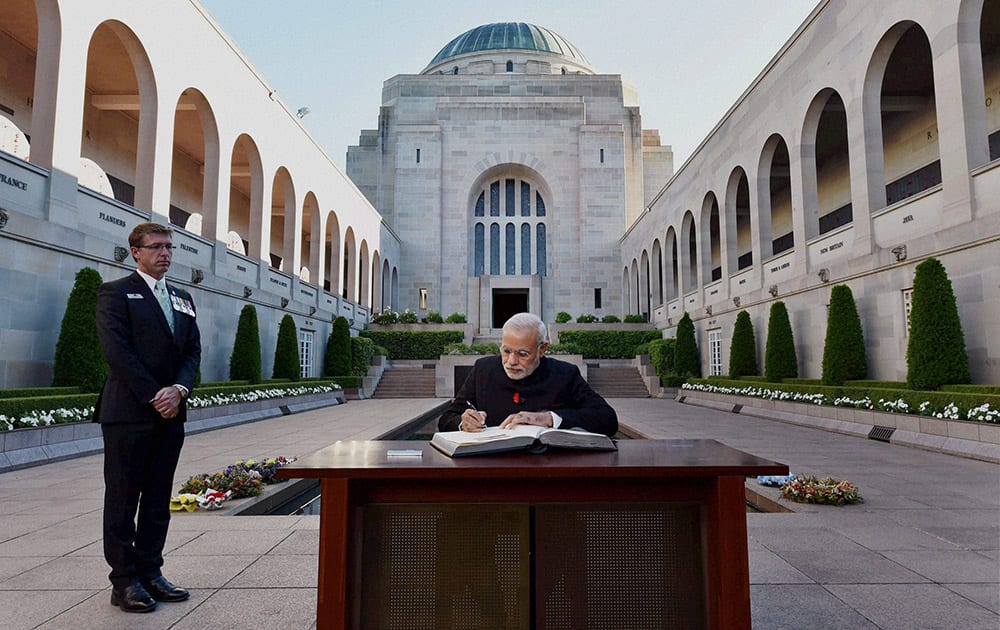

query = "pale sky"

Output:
[[198, 0, 819, 172]]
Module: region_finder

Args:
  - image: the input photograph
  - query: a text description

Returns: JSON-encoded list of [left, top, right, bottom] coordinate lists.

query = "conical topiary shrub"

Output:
[[906, 257, 970, 390], [728, 310, 758, 379], [272, 314, 300, 381], [821, 284, 867, 386], [53, 267, 107, 392], [229, 304, 262, 384], [324, 316, 352, 377], [673, 312, 701, 378], [764, 301, 797, 382]]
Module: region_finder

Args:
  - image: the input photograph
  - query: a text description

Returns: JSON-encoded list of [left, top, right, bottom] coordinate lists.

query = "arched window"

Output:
[[453, 66, 458, 75], [506, 60, 513, 72], [470, 175, 548, 277]]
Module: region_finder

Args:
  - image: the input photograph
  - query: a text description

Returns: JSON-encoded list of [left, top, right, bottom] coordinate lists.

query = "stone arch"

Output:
[[228, 133, 263, 258], [724, 167, 753, 273], [665, 227, 679, 302], [651, 238, 663, 306], [680, 210, 698, 294], [863, 21, 941, 211], [757, 133, 792, 259], [81, 20, 158, 212], [324, 211, 341, 294], [302, 191, 320, 283], [269, 166, 296, 270], [801, 89, 853, 240], [169, 87, 220, 238], [343, 226, 357, 301], [699, 192, 721, 285], [358, 239, 370, 307]]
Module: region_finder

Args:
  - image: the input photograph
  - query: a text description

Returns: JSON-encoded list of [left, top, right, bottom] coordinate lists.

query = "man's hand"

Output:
[[500, 411, 552, 429], [459, 409, 487, 432], [151, 386, 181, 419]]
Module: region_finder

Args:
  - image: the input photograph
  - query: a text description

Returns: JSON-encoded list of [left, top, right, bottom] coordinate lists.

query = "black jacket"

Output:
[[94, 272, 201, 424], [438, 355, 618, 436]]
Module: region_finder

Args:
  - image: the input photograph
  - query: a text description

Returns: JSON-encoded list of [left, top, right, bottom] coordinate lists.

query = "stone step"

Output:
[[587, 366, 650, 398], [373, 366, 437, 398]]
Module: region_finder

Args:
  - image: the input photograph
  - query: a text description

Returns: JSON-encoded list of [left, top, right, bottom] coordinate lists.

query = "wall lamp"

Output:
[[191, 269, 205, 284]]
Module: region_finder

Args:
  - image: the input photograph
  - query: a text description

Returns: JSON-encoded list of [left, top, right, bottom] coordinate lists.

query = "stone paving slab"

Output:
[[0, 396, 996, 629]]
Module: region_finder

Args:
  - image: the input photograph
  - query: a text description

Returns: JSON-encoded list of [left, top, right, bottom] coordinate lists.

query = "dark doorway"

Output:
[[492, 289, 528, 328]]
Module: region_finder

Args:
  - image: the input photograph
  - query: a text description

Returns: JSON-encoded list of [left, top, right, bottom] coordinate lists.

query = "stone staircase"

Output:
[[586, 363, 651, 398], [372, 361, 438, 398]]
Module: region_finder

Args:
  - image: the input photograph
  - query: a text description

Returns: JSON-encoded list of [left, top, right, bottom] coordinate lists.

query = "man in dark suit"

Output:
[[438, 312, 618, 436], [95, 222, 201, 613]]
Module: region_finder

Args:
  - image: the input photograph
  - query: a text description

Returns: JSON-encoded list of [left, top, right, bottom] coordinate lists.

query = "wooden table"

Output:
[[278, 439, 787, 630]]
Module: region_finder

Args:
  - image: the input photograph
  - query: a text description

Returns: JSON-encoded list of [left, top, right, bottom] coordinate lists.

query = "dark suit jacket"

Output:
[[94, 272, 201, 424], [438, 355, 618, 436]]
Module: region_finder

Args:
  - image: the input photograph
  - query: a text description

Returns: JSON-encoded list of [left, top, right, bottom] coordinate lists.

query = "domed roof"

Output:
[[427, 22, 588, 67]]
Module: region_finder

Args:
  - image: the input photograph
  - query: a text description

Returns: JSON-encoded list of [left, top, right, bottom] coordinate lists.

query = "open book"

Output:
[[430, 425, 617, 458]]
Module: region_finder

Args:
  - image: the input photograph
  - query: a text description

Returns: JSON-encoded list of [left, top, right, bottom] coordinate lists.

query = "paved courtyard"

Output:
[[0, 397, 997, 629]]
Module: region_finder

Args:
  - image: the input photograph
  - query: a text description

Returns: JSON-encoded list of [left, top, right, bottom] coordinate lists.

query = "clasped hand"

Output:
[[151, 386, 181, 419]]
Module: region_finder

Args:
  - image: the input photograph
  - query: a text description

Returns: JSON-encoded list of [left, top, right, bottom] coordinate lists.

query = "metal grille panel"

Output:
[[361, 504, 530, 630], [535, 502, 706, 630]]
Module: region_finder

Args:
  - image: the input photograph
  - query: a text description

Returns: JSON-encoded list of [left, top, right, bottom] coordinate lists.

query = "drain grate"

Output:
[[732, 404, 743, 414], [868, 425, 895, 442]]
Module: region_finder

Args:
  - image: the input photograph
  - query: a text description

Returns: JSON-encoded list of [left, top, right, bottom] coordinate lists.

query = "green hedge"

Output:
[[647, 338, 676, 379], [782, 378, 821, 385], [198, 380, 250, 388], [443, 342, 500, 355], [351, 336, 377, 376], [0, 386, 81, 399], [556, 330, 662, 359], [941, 384, 1000, 395], [360, 330, 465, 359], [844, 380, 907, 390], [0, 394, 100, 418], [327, 376, 362, 388]]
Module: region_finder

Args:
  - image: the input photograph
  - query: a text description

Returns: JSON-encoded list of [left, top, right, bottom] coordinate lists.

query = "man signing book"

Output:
[[437, 312, 618, 437]]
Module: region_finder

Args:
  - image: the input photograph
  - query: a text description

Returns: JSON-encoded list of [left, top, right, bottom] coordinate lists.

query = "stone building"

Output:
[[619, 0, 999, 383], [347, 22, 672, 331], [0, 0, 399, 388]]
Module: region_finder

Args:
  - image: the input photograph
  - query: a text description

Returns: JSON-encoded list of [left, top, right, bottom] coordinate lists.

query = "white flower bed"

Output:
[[1, 383, 341, 432], [682, 382, 998, 424]]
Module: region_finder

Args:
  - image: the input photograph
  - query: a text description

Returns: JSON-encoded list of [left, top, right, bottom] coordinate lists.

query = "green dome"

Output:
[[428, 22, 588, 67]]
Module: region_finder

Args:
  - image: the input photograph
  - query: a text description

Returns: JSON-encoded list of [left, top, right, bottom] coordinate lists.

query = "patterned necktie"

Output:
[[155, 279, 175, 333]]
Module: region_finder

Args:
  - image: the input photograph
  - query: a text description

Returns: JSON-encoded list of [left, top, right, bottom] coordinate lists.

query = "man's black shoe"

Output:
[[141, 575, 190, 602], [110, 581, 157, 613]]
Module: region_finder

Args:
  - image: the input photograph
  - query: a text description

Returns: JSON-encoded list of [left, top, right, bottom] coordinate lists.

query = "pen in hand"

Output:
[[466, 400, 486, 431]]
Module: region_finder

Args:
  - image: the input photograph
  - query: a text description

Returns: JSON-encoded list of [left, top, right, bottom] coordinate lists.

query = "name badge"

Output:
[[127, 293, 144, 299]]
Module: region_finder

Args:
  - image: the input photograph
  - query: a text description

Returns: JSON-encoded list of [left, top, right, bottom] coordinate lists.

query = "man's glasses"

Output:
[[134, 244, 176, 251]]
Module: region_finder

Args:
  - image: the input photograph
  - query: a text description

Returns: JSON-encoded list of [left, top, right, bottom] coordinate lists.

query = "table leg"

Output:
[[317, 478, 350, 630], [705, 475, 751, 629]]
